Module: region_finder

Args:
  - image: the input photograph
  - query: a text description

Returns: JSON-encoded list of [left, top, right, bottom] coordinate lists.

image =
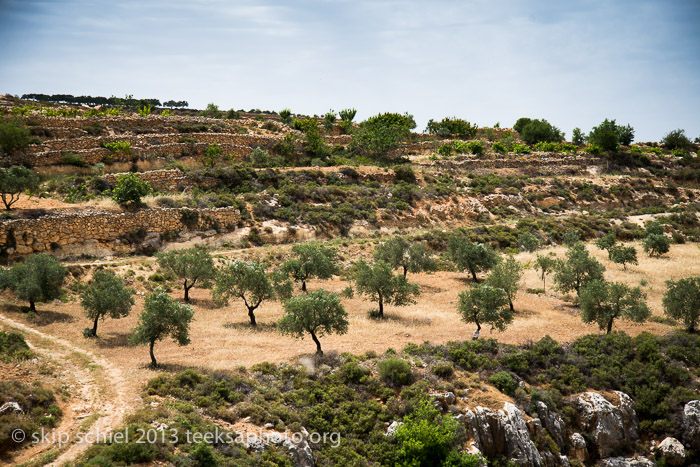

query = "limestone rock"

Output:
[[466, 403, 543, 466], [385, 421, 403, 437], [595, 457, 656, 467], [0, 401, 23, 415], [683, 400, 700, 450], [657, 437, 685, 466], [535, 401, 567, 447], [570, 433, 587, 461], [576, 391, 638, 458]]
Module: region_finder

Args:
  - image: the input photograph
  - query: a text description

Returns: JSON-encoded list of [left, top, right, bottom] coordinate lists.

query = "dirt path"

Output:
[[0, 313, 133, 467]]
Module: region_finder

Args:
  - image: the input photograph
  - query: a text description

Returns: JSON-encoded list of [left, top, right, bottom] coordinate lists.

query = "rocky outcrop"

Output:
[[595, 457, 655, 467], [466, 403, 543, 466], [535, 401, 567, 447], [656, 437, 685, 466], [0, 401, 23, 415], [682, 400, 700, 450], [576, 392, 638, 458]]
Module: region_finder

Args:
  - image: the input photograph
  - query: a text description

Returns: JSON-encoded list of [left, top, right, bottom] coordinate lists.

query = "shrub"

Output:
[[378, 358, 413, 387], [587, 119, 620, 152], [492, 141, 507, 153], [512, 143, 531, 154], [431, 361, 454, 378], [489, 371, 517, 395], [62, 152, 89, 167], [661, 129, 693, 151], [202, 143, 223, 168], [225, 109, 241, 120], [112, 173, 150, 207], [0, 331, 32, 361], [425, 117, 478, 138], [516, 119, 563, 145], [200, 103, 223, 119], [0, 120, 33, 154]]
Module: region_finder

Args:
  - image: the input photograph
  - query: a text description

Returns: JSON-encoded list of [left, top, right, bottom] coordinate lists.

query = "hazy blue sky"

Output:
[[1, 0, 698, 141]]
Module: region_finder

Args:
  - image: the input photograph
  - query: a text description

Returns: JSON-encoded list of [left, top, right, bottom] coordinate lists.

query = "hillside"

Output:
[[1, 96, 699, 466]]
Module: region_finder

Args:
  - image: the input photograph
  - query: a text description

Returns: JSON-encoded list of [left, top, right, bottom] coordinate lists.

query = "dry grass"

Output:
[[1, 241, 693, 392]]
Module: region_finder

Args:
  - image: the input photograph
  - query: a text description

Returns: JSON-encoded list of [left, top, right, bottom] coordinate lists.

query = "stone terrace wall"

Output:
[[0, 207, 241, 258]]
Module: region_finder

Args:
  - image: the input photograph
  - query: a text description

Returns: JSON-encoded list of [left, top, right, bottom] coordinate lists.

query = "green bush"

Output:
[[378, 358, 413, 387], [492, 141, 507, 153], [112, 173, 150, 207], [0, 331, 32, 361], [0, 120, 33, 154], [489, 371, 517, 395], [431, 361, 454, 378]]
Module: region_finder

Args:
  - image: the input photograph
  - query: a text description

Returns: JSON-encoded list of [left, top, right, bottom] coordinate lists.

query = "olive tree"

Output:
[[580, 279, 650, 334], [0, 253, 65, 312], [663, 277, 700, 332], [374, 237, 436, 278], [642, 221, 669, 257], [353, 260, 419, 318], [278, 289, 349, 355], [595, 232, 617, 259], [485, 255, 522, 312], [80, 269, 134, 337], [553, 243, 605, 297], [130, 289, 194, 367], [213, 260, 289, 327], [610, 245, 638, 270], [457, 285, 512, 338], [447, 234, 498, 282], [534, 254, 557, 292], [281, 243, 339, 292], [0, 165, 40, 210], [156, 246, 215, 302]]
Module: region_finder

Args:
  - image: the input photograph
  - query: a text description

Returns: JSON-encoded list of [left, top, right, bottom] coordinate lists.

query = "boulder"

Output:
[[656, 437, 685, 466], [535, 401, 567, 447], [0, 401, 23, 415], [466, 403, 543, 466], [570, 433, 587, 462], [683, 400, 700, 450], [576, 391, 638, 458], [385, 421, 403, 437], [595, 457, 656, 467]]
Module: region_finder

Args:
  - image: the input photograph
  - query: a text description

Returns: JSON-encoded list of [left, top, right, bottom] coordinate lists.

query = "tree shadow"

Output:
[[222, 321, 279, 332], [368, 312, 432, 326], [139, 361, 227, 375], [455, 276, 479, 286], [1, 303, 76, 326], [94, 332, 132, 349], [184, 297, 217, 309]]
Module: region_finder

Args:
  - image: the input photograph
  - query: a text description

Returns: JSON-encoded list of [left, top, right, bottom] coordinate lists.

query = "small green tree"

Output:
[[394, 398, 483, 467], [323, 110, 336, 132], [201, 143, 223, 168], [553, 243, 605, 297], [278, 289, 349, 355], [447, 235, 498, 282], [617, 124, 635, 146], [338, 108, 357, 133], [281, 243, 339, 292], [1, 253, 65, 312], [587, 118, 619, 152], [130, 289, 194, 366], [518, 119, 564, 145], [0, 165, 40, 210], [350, 112, 416, 158], [643, 234, 670, 257], [562, 229, 581, 246], [81, 269, 134, 337], [663, 277, 700, 332], [112, 173, 150, 207], [249, 147, 271, 168], [572, 127, 585, 145], [279, 109, 292, 125], [580, 279, 650, 334], [213, 260, 280, 326], [0, 121, 33, 154], [457, 284, 512, 337], [424, 117, 478, 138], [353, 260, 419, 318], [517, 232, 541, 252], [485, 255, 522, 312], [534, 254, 557, 292], [661, 129, 693, 151], [374, 237, 436, 278], [595, 232, 618, 259], [610, 245, 638, 270], [156, 246, 215, 302]]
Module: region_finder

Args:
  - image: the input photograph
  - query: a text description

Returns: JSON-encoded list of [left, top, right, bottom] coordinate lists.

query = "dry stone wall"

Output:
[[0, 207, 241, 259]]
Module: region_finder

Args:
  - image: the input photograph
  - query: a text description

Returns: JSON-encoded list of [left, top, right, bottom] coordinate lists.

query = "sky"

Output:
[[0, 0, 699, 142]]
